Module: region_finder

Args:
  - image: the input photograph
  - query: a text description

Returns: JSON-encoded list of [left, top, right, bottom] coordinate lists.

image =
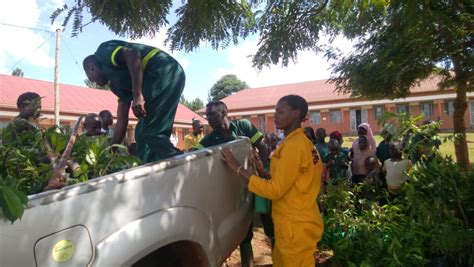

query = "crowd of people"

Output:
[[301, 124, 414, 196], [2, 39, 437, 267]]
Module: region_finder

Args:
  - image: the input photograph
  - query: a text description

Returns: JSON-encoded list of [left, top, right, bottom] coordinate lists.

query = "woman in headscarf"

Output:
[[351, 123, 377, 183]]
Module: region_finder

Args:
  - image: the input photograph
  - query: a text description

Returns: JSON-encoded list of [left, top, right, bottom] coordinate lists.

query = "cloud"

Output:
[[0, 0, 56, 74], [215, 35, 353, 88]]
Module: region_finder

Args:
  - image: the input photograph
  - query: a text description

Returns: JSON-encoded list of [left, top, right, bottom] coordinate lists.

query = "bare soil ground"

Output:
[[221, 227, 273, 267], [221, 227, 334, 267]]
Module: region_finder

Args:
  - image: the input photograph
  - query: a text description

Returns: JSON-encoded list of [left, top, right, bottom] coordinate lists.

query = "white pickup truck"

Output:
[[0, 139, 254, 267]]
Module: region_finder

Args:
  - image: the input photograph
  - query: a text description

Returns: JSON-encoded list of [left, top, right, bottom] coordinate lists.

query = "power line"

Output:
[[62, 38, 86, 76], [9, 32, 56, 71], [0, 22, 54, 33]]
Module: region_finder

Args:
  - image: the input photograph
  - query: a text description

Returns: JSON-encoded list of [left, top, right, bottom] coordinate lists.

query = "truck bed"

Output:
[[0, 139, 254, 267]]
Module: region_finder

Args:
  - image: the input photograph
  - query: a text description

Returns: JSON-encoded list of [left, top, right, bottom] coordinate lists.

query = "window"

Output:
[[470, 101, 474, 125], [0, 121, 9, 129], [444, 101, 454, 115], [242, 115, 251, 121], [257, 115, 266, 132], [396, 104, 410, 114], [373, 106, 385, 120], [330, 110, 341, 123], [310, 111, 321, 125], [420, 102, 433, 117]]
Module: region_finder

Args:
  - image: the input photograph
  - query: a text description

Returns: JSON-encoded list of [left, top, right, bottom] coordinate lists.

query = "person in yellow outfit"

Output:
[[183, 119, 204, 151], [222, 94, 323, 267]]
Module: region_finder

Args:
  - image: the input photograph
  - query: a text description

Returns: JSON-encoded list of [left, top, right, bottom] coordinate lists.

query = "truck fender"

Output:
[[90, 207, 219, 267]]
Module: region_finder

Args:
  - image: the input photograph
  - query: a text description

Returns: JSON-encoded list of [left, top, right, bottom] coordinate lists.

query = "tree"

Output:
[[208, 75, 248, 102], [84, 79, 110, 90], [50, 1, 326, 68], [329, 1, 473, 170], [53, 0, 473, 168], [180, 95, 204, 112], [12, 68, 24, 77]]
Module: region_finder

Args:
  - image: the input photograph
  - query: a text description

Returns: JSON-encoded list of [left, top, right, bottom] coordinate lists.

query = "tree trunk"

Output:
[[452, 56, 470, 171]]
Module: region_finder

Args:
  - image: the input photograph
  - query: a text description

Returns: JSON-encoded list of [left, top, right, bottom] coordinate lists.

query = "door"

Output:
[[350, 109, 365, 131], [361, 109, 368, 124], [350, 109, 357, 131], [356, 110, 362, 128]]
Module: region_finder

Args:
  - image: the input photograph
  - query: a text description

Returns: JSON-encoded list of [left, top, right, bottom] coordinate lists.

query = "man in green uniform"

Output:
[[2, 92, 42, 146], [196, 100, 269, 267], [83, 40, 185, 163]]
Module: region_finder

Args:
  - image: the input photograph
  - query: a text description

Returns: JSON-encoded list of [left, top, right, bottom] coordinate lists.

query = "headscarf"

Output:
[[353, 123, 376, 151], [351, 123, 377, 175], [329, 131, 343, 144]]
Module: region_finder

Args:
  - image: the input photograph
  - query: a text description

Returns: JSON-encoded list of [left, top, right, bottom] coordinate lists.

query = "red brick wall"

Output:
[[266, 115, 276, 132], [229, 99, 474, 135], [173, 127, 191, 150]]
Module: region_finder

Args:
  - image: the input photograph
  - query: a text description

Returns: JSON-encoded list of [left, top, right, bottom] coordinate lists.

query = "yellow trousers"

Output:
[[272, 221, 321, 267]]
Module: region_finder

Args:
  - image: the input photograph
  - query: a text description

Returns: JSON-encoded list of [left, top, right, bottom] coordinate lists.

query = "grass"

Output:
[[342, 133, 474, 164]]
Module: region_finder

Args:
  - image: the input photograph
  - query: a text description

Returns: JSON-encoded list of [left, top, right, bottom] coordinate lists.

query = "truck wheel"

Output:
[[132, 241, 209, 267]]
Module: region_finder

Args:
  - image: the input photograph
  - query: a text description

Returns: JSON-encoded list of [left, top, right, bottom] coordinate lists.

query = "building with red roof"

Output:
[[221, 75, 474, 134], [0, 74, 206, 149]]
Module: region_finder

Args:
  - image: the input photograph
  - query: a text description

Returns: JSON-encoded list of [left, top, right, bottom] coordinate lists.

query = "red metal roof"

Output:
[[222, 75, 445, 111], [0, 74, 206, 123]]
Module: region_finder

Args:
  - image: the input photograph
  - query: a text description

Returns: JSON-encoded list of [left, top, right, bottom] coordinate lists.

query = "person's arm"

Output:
[[111, 101, 131, 145], [247, 143, 303, 200], [221, 147, 254, 184], [252, 149, 271, 179], [120, 48, 147, 119], [255, 140, 269, 170]]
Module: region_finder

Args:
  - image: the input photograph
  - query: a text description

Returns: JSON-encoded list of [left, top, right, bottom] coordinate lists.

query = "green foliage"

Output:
[[71, 135, 140, 181], [0, 186, 27, 224], [50, 1, 172, 38], [0, 127, 50, 223], [319, 114, 474, 266], [0, 125, 140, 223], [331, 1, 473, 99], [167, 0, 257, 51], [378, 112, 444, 161], [403, 155, 474, 261], [11, 67, 24, 77], [320, 183, 427, 267], [180, 95, 204, 112], [328, 0, 473, 169], [208, 74, 248, 102], [251, 0, 329, 68]]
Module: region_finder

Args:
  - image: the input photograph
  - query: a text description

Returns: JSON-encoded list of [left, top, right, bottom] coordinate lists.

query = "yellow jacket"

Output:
[[183, 133, 203, 151], [249, 128, 323, 267]]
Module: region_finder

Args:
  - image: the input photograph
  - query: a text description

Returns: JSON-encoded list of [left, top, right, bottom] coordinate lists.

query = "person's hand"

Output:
[[221, 147, 240, 173], [132, 94, 147, 118]]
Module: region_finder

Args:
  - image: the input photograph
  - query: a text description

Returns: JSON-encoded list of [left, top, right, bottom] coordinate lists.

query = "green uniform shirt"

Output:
[[94, 40, 186, 163], [323, 151, 349, 183], [315, 142, 329, 159], [196, 119, 263, 149], [95, 40, 159, 103]]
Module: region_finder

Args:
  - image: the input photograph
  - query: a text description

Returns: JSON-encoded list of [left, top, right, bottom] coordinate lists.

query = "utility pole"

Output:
[[54, 28, 61, 126]]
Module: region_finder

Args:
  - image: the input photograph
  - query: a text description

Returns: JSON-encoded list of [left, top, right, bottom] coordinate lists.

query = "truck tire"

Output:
[[132, 241, 209, 267]]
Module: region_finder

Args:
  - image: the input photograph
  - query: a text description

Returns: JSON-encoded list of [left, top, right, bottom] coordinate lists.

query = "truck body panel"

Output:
[[0, 139, 253, 267]]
